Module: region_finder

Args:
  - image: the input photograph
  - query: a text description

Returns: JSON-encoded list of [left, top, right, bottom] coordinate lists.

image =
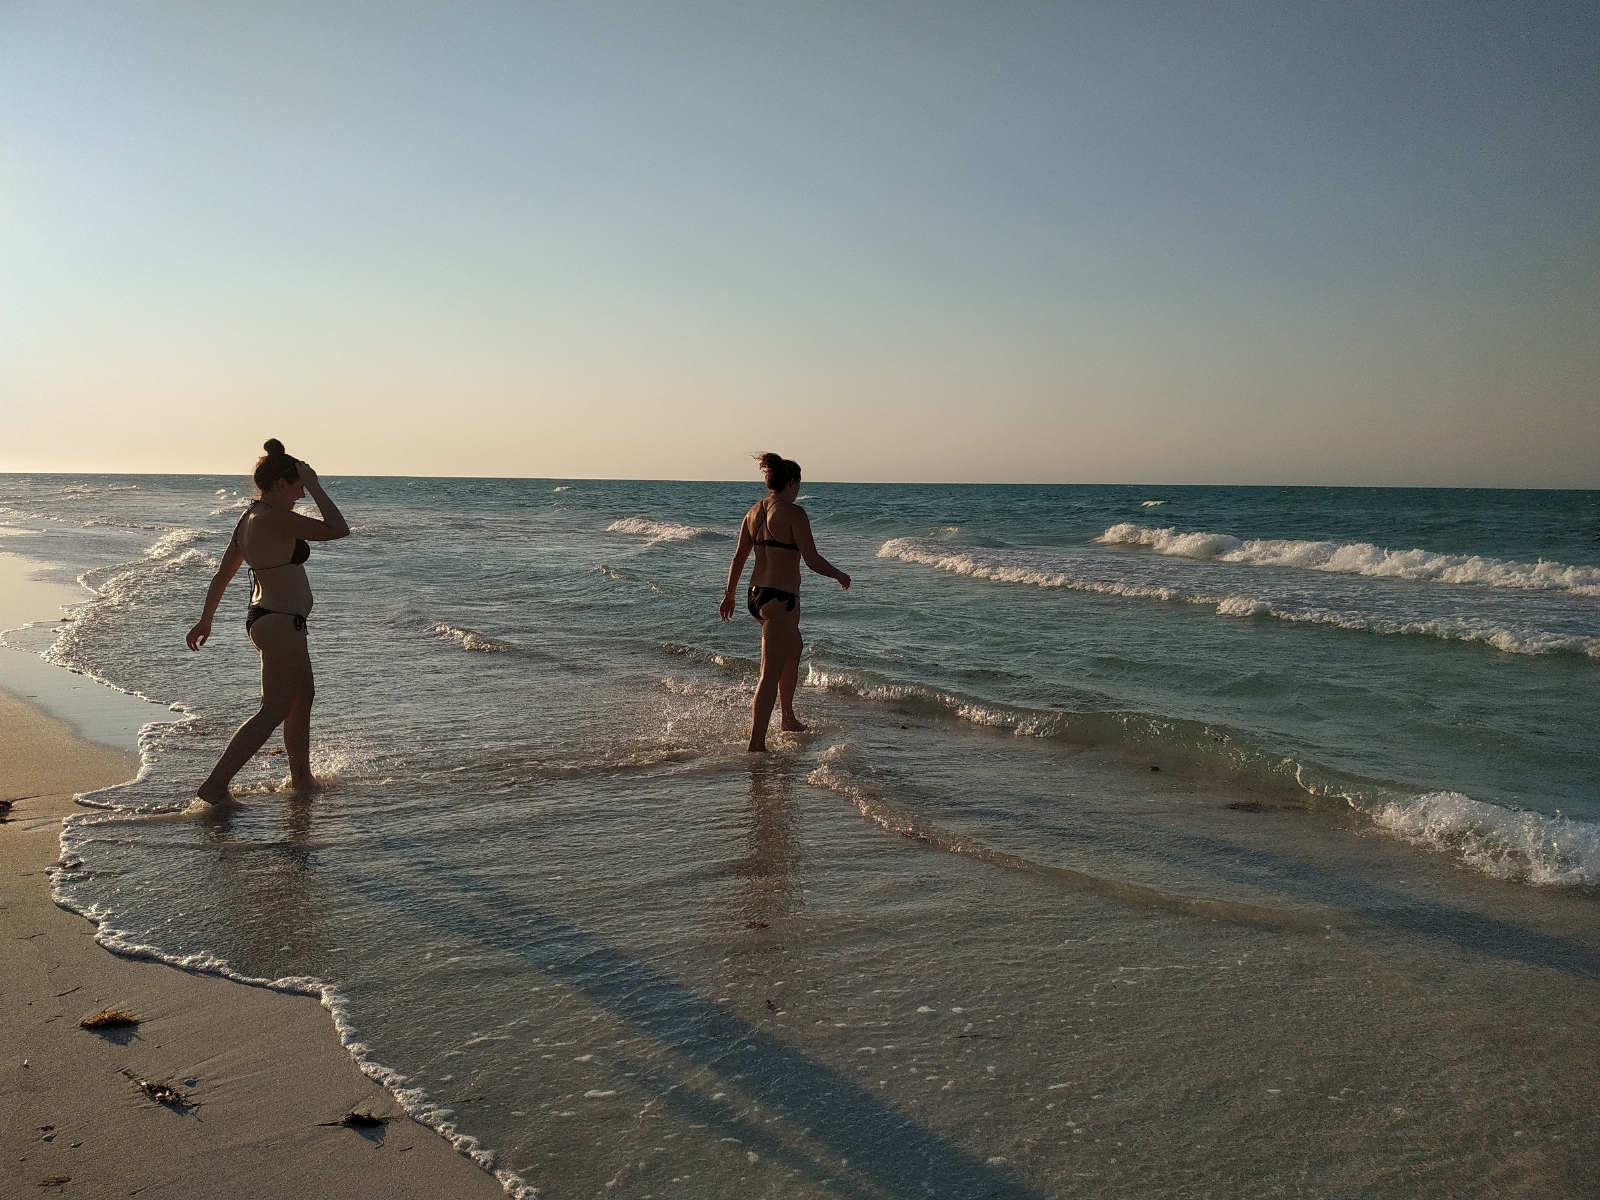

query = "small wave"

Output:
[[145, 528, 210, 559], [606, 517, 730, 545], [428, 622, 518, 653], [1218, 601, 1600, 658], [1373, 792, 1598, 887], [808, 663, 1597, 888], [1140, 500, 1167, 507], [77, 548, 216, 610], [807, 747, 1319, 926], [878, 540, 1599, 659], [877, 538, 1191, 603], [1098, 523, 1600, 596], [81, 517, 169, 531], [553, 485, 573, 492]]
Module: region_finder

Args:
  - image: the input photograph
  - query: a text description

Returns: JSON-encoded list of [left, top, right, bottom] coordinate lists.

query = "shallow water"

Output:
[[2, 475, 1596, 1197]]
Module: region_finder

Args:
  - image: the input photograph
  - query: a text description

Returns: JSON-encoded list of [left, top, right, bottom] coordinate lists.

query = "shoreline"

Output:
[[0, 686, 505, 1199]]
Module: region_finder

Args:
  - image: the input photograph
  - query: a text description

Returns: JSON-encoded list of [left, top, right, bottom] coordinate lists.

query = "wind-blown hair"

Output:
[[757, 452, 801, 493]]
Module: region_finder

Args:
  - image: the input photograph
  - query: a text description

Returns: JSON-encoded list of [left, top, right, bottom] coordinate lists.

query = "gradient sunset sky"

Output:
[[3, 2, 1596, 485]]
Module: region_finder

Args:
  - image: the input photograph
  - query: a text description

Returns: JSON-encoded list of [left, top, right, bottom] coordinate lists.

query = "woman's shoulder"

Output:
[[244, 503, 294, 538]]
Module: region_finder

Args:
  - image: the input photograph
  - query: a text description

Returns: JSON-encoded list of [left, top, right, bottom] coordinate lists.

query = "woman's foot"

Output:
[[747, 738, 769, 753], [779, 715, 808, 732], [195, 780, 231, 805], [288, 775, 323, 796]]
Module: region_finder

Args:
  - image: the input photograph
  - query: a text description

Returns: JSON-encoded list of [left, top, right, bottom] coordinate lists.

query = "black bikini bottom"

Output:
[[747, 584, 797, 621], [246, 605, 307, 633]]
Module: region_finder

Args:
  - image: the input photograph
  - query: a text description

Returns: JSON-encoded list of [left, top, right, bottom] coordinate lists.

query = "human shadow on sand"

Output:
[[344, 853, 1046, 1200]]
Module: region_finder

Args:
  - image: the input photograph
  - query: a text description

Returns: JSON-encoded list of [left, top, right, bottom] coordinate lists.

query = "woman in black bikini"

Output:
[[720, 453, 850, 752], [186, 440, 350, 803]]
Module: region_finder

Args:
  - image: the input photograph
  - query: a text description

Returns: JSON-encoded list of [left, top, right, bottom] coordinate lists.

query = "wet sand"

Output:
[[0, 688, 503, 1199]]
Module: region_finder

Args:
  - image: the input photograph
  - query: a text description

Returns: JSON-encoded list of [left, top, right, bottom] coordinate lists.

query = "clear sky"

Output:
[[2, 1, 1596, 485]]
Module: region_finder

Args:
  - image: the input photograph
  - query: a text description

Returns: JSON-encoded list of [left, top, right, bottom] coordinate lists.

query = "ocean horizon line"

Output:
[[2, 470, 1597, 494]]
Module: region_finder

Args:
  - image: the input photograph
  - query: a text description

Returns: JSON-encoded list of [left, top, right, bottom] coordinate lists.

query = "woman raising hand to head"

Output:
[[186, 439, 350, 803]]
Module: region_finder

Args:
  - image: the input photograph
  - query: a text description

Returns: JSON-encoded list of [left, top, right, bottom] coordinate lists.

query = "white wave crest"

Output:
[[1372, 792, 1599, 887], [1098, 523, 1600, 595], [79, 548, 215, 610], [1216, 594, 1272, 617], [606, 517, 729, 545], [879, 539, 1600, 659], [429, 622, 517, 653], [145, 528, 209, 559], [876, 538, 1191, 603], [810, 657, 1600, 889]]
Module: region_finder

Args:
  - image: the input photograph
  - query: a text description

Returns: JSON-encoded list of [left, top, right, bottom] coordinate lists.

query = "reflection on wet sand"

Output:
[[737, 764, 802, 931]]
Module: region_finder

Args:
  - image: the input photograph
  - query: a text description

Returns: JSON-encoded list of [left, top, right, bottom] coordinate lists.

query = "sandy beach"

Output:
[[0, 688, 503, 1199]]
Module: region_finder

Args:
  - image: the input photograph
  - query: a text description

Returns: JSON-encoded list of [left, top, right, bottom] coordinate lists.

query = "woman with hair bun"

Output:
[[186, 439, 350, 803], [720, 453, 850, 752]]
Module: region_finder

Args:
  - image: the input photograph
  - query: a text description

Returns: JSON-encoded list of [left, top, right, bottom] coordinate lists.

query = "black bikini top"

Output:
[[752, 501, 799, 551], [233, 505, 311, 572]]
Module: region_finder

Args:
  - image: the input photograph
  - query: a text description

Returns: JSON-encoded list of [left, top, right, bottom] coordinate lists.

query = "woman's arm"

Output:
[[266, 462, 352, 542], [719, 519, 756, 620], [187, 537, 247, 650], [793, 509, 850, 589]]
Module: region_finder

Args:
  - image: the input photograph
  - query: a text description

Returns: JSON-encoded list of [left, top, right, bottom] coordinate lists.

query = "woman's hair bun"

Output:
[[254, 439, 300, 492]]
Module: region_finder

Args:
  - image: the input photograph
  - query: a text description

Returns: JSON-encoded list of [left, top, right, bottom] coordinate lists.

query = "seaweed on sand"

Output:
[[79, 1009, 139, 1030]]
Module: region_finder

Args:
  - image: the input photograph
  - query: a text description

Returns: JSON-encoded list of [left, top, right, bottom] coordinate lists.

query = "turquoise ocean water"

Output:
[[2, 475, 1596, 1197]]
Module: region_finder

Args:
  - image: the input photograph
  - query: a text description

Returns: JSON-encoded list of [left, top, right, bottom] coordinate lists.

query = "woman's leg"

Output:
[[749, 602, 802, 752], [195, 616, 312, 803], [777, 630, 806, 732], [283, 662, 317, 793]]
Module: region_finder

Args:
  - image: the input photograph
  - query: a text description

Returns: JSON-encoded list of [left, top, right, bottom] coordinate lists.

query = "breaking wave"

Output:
[[428, 622, 519, 653], [877, 538, 1191, 602], [144, 528, 211, 559], [606, 517, 730, 545], [805, 663, 1598, 888], [876, 540, 1600, 659], [1098, 523, 1600, 596], [1373, 792, 1598, 887]]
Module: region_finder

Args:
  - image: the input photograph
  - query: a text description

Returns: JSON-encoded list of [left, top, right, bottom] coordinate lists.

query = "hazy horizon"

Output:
[[4, 2, 1596, 488], [5, 469, 1597, 494]]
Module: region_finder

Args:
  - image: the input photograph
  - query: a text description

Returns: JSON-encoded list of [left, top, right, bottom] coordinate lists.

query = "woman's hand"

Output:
[[295, 461, 321, 489], [836, 571, 851, 590], [187, 617, 213, 651], [719, 590, 738, 621]]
